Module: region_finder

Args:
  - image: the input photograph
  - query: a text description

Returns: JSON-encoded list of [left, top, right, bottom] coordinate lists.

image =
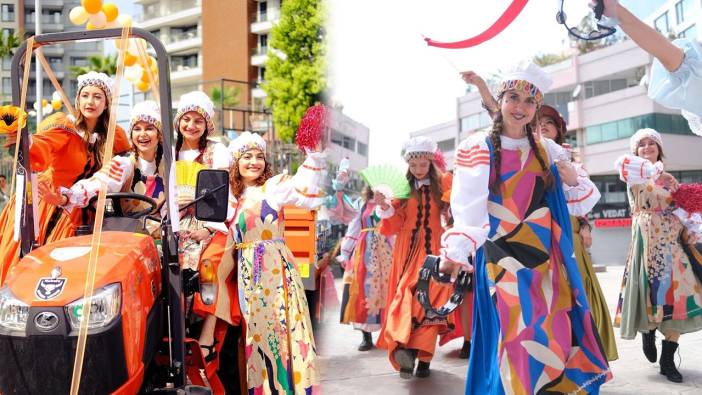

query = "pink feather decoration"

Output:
[[673, 183, 702, 213], [296, 104, 329, 151], [433, 149, 447, 173]]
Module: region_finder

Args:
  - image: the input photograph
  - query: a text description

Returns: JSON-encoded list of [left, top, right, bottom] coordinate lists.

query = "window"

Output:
[[342, 135, 355, 151], [259, 1, 267, 21], [2, 78, 10, 93], [675, 0, 693, 25], [2, 56, 11, 71], [2, 28, 13, 37], [680, 24, 697, 38], [437, 138, 455, 152], [71, 57, 88, 67], [586, 113, 694, 145], [331, 131, 343, 146], [259, 34, 268, 50], [1, 4, 14, 22], [584, 78, 628, 99], [171, 54, 198, 70], [654, 12, 669, 33], [357, 141, 368, 156]]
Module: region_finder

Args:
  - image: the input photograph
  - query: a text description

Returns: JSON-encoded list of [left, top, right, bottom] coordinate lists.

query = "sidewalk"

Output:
[[317, 266, 702, 395]]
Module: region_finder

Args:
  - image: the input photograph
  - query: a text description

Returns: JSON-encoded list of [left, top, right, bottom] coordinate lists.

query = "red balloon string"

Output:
[[424, 0, 530, 49]]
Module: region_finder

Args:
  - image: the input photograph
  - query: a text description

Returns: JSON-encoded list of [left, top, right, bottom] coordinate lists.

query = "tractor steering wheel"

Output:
[[87, 192, 158, 219]]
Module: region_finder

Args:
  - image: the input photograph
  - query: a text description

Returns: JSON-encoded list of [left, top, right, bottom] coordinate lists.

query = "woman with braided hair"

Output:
[[374, 136, 455, 379], [441, 63, 611, 394]]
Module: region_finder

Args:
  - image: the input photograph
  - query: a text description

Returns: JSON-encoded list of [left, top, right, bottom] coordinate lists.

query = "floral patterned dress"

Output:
[[230, 152, 326, 395], [614, 155, 702, 338], [338, 201, 393, 332]]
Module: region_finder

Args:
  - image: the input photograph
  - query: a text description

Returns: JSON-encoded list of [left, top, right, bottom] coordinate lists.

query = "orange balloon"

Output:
[[124, 52, 137, 67], [140, 69, 150, 83], [136, 81, 149, 92], [102, 3, 119, 22], [81, 0, 103, 15]]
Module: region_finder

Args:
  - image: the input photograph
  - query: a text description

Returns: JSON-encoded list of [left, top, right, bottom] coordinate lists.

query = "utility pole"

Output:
[[34, 0, 42, 124]]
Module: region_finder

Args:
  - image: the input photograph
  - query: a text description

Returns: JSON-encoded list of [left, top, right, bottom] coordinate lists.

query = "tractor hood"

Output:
[[6, 232, 160, 306]]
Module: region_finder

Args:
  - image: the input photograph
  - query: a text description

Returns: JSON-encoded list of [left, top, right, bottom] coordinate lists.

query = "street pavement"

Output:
[[316, 266, 702, 394]]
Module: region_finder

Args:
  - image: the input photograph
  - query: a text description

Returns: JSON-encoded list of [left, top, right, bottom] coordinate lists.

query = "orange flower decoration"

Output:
[[0, 105, 27, 135]]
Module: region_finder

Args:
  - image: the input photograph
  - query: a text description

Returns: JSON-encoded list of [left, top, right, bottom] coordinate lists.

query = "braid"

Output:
[[489, 114, 504, 195], [411, 188, 423, 246], [525, 123, 554, 189], [423, 186, 432, 254]]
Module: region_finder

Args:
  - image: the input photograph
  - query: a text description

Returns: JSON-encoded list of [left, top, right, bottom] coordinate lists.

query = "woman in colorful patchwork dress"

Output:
[[598, 0, 701, 134], [441, 63, 611, 394], [38, 100, 166, 236], [337, 182, 394, 351], [0, 71, 130, 282], [227, 131, 325, 394], [173, 90, 237, 360], [614, 128, 702, 383], [538, 104, 618, 361], [375, 136, 454, 379]]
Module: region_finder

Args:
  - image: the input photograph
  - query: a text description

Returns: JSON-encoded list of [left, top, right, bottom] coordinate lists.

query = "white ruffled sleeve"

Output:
[[562, 164, 601, 216], [439, 132, 491, 269], [614, 154, 664, 185], [338, 212, 362, 263], [59, 155, 134, 212], [264, 150, 327, 211], [211, 142, 233, 170], [648, 39, 702, 117]]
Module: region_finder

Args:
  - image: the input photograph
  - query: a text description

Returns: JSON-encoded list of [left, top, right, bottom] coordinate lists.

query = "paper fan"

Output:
[[361, 164, 411, 200], [176, 160, 207, 204]]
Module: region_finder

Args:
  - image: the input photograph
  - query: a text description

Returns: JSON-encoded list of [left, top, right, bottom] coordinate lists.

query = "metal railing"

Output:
[[138, 0, 199, 21]]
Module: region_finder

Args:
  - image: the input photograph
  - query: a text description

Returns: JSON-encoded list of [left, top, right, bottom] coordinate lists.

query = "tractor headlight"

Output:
[[64, 283, 121, 330], [0, 286, 29, 332]]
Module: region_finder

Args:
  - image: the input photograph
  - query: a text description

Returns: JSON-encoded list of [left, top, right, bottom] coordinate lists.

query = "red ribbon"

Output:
[[424, 0, 530, 49]]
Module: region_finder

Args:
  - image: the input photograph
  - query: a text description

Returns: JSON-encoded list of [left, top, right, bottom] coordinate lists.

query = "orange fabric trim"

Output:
[[567, 187, 594, 204], [302, 164, 323, 171]]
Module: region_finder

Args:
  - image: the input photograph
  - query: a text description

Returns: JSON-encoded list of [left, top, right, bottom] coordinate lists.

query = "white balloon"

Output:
[[69, 6, 89, 25], [43, 104, 53, 116], [116, 14, 133, 27], [124, 65, 143, 82], [52, 91, 61, 101], [105, 20, 120, 29], [88, 11, 107, 29]]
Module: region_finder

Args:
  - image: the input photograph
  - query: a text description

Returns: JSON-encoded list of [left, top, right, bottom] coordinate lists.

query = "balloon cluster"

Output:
[[124, 41, 159, 93], [30, 92, 63, 117], [69, 0, 132, 31]]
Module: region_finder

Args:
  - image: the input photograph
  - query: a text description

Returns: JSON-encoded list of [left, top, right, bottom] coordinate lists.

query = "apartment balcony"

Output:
[[170, 65, 202, 83], [137, 2, 200, 31], [164, 31, 201, 54], [251, 47, 268, 67], [24, 16, 64, 33], [24, 0, 63, 8], [251, 10, 279, 34]]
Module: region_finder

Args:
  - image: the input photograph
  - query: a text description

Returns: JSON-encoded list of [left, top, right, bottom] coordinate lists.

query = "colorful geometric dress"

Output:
[[614, 155, 702, 339], [376, 177, 456, 369], [441, 133, 611, 395], [229, 152, 326, 394], [338, 201, 393, 332]]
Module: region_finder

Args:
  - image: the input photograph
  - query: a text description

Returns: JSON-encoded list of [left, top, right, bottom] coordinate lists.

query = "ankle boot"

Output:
[[395, 348, 417, 379], [415, 361, 431, 378], [459, 340, 471, 359], [659, 340, 683, 383], [641, 329, 657, 363], [358, 331, 373, 351]]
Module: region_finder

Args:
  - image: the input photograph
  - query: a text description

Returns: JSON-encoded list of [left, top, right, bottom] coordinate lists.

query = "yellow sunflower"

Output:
[[0, 105, 27, 135]]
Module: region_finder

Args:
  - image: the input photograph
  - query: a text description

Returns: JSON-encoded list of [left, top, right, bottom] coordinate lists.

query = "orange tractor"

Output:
[[0, 29, 237, 394]]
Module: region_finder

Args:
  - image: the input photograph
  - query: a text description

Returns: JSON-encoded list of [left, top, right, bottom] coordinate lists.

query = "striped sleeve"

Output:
[[60, 156, 133, 212], [614, 154, 664, 185], [440, 132, 491, 269]]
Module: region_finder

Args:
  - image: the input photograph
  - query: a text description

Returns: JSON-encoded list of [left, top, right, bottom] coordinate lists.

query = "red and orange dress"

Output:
[[0, 113, 129, 282]]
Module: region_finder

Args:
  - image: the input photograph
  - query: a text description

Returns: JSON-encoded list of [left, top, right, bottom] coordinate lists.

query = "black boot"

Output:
[[459, 340, 471, 359], [641, 329, 657, 363], [358, 331, 373, 351], [659, 340, 683, 383], [395, 348, 417, 379], [415, 361, 431, 378]]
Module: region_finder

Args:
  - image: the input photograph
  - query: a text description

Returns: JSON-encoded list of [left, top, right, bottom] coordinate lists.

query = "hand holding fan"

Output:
[[176, 160, 207, 206], [361, 164, 411, 203]]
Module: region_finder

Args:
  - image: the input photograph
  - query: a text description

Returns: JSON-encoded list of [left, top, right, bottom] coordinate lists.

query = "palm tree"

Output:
[[0, 33, 20, 58], [69, 54, 118, 77], [210, 86, 241, 108]]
